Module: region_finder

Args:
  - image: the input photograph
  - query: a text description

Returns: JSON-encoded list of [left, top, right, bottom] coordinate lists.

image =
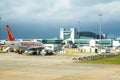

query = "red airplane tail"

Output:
[[6, 25, 15, 41]]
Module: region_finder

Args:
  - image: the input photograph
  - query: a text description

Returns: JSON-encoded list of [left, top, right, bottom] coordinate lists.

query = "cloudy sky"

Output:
[[0, 0, 120, 39]]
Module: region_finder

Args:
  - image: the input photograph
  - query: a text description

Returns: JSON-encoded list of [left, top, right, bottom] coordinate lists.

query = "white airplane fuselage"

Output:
[[5, 41, 44, 50]]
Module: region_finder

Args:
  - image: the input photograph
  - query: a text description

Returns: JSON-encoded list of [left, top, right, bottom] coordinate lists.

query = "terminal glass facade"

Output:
[[74, 39, 89, 45], [42, 39, 63, 44], [63, 31, 71, 39], [99, 39, 112, 46]]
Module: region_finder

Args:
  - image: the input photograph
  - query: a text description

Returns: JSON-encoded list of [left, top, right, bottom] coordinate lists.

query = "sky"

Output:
[[0, 0, 120, 39]]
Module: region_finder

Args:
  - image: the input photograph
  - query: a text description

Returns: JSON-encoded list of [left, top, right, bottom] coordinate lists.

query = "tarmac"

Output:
[[0, 52, 120, 80]]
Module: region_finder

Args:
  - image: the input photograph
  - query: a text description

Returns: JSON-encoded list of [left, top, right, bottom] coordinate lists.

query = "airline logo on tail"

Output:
[[6, 25, 15, 41]]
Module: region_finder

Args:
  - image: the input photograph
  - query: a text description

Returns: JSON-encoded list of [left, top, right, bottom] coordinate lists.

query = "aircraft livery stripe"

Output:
[[21, 42, 43, 46]]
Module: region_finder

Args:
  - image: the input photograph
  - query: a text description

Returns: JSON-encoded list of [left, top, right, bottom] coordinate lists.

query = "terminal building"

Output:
[[60, 28, 78, 42], [59, 28, 120, 53], [59, 28, 119, 48]]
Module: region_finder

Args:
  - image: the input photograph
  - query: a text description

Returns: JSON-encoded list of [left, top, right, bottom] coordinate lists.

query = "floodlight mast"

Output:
[[78, 21, 80, 47], [78, 21, 80, 39], [0, 17, 1, 39], [99, 13, 102, 54]]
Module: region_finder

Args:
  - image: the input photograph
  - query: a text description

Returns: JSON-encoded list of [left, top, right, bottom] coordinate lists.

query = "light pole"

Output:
[[78, 21, 80, 39], [78, 21, 80, 51], [99, 13, 102, 54], [0, 17, 1, 40]]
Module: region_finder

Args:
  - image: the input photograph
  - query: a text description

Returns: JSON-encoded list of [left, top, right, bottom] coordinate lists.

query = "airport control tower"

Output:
[[60, 28, 78, 42]]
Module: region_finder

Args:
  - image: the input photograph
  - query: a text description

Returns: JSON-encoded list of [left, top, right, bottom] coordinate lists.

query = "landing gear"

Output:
[[17, 50, 24, 54], [32, 49, 41, 55], [40, 50, 53, 55], [40, 50, 46, 56]]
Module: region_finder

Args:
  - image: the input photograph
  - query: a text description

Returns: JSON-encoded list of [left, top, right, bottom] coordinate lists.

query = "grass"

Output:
[[75, 54, 120, 64]]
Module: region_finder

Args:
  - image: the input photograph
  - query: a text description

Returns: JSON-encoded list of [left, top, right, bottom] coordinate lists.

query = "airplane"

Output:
[[5, 24, 53, 55]]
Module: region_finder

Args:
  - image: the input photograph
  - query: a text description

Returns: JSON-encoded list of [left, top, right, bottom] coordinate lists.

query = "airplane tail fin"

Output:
[[6, 25, 15, 41]]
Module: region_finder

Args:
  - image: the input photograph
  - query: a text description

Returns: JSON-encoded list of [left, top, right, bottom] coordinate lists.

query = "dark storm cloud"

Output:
[[0, 0, 120, 23], [0, 0, 120, 39]]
